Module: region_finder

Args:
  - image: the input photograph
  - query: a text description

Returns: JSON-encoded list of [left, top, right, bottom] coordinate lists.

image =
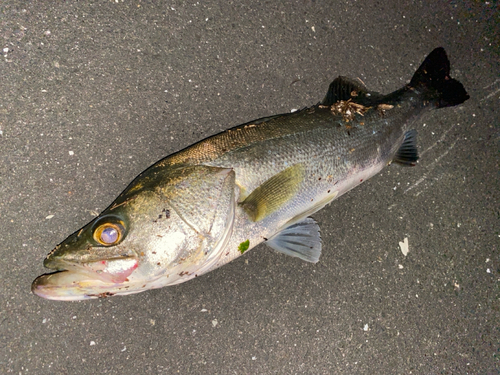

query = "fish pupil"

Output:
[[101, 227, 118, 244]]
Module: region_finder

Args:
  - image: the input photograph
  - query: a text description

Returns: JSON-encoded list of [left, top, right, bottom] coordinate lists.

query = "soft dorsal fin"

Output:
[[240, 164, 304, 222], [393, 130, 419, 166], [266, 217, 322, 263], [321, 76, 384, 106]]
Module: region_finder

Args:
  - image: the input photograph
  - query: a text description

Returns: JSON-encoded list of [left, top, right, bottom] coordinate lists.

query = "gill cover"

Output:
[[160, 165, 237, 280]]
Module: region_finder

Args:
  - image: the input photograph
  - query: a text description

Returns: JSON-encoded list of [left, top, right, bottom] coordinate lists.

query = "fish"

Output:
[[32, 48, 468, 300]]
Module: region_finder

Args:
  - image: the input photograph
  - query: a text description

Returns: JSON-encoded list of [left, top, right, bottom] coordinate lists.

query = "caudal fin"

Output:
[[410, 47, 469, 108]]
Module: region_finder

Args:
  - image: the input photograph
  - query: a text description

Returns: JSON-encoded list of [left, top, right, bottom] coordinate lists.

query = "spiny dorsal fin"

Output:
[[321, 76, 384, 107], [240, 164, 304, 222], [266, 217, 322, 263], [393, 130, 419, 166]]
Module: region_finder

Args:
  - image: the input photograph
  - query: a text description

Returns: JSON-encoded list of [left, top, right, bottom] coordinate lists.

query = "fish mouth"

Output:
[[32, 257, 139, 301]]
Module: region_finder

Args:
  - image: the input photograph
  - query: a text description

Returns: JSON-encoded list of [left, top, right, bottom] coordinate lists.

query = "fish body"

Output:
[[32, 48, 468, 300]]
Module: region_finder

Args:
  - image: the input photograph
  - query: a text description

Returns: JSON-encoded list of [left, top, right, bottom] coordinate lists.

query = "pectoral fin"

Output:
[[241, 164, 304, 222], [266, 217, 322, 263]]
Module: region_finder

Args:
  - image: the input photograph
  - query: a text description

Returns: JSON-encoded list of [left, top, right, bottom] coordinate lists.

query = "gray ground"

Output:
[[1, 1, 498, 374]]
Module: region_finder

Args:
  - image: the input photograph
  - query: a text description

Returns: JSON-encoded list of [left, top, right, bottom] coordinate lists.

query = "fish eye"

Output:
[[93, 222, 124, 246]]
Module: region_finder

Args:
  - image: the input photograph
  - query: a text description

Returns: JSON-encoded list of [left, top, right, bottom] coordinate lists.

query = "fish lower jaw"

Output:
[[31, 260, 216, 301], [32, 270, 109, 301], [31, 269, 164, 301]]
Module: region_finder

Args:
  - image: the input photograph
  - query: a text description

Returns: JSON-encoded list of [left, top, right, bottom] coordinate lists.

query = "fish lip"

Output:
[[31, 270, 68, 295], [43, 248, 138, 270], [43, 257, 70, 271]]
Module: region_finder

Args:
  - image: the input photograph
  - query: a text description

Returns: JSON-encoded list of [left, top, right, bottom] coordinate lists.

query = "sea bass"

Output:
[[32, 48, 468, 300]]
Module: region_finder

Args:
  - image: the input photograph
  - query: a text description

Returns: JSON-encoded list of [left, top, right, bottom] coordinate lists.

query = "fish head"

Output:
[[32, 164, 236, 301]]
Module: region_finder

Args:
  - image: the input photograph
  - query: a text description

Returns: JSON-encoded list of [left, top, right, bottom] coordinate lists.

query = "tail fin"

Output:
[[410, 47, 469, 108]]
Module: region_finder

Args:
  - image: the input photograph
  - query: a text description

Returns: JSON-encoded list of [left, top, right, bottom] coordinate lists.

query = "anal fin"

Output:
[[266, 217, 322, 263], [394, 130, 419, 166]]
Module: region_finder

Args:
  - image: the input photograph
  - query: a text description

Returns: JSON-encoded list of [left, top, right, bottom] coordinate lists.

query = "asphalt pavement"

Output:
[[1, 1, 498, 373]]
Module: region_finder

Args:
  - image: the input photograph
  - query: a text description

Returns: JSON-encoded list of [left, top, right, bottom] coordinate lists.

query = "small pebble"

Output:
[[399, 237, 409, 256]]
